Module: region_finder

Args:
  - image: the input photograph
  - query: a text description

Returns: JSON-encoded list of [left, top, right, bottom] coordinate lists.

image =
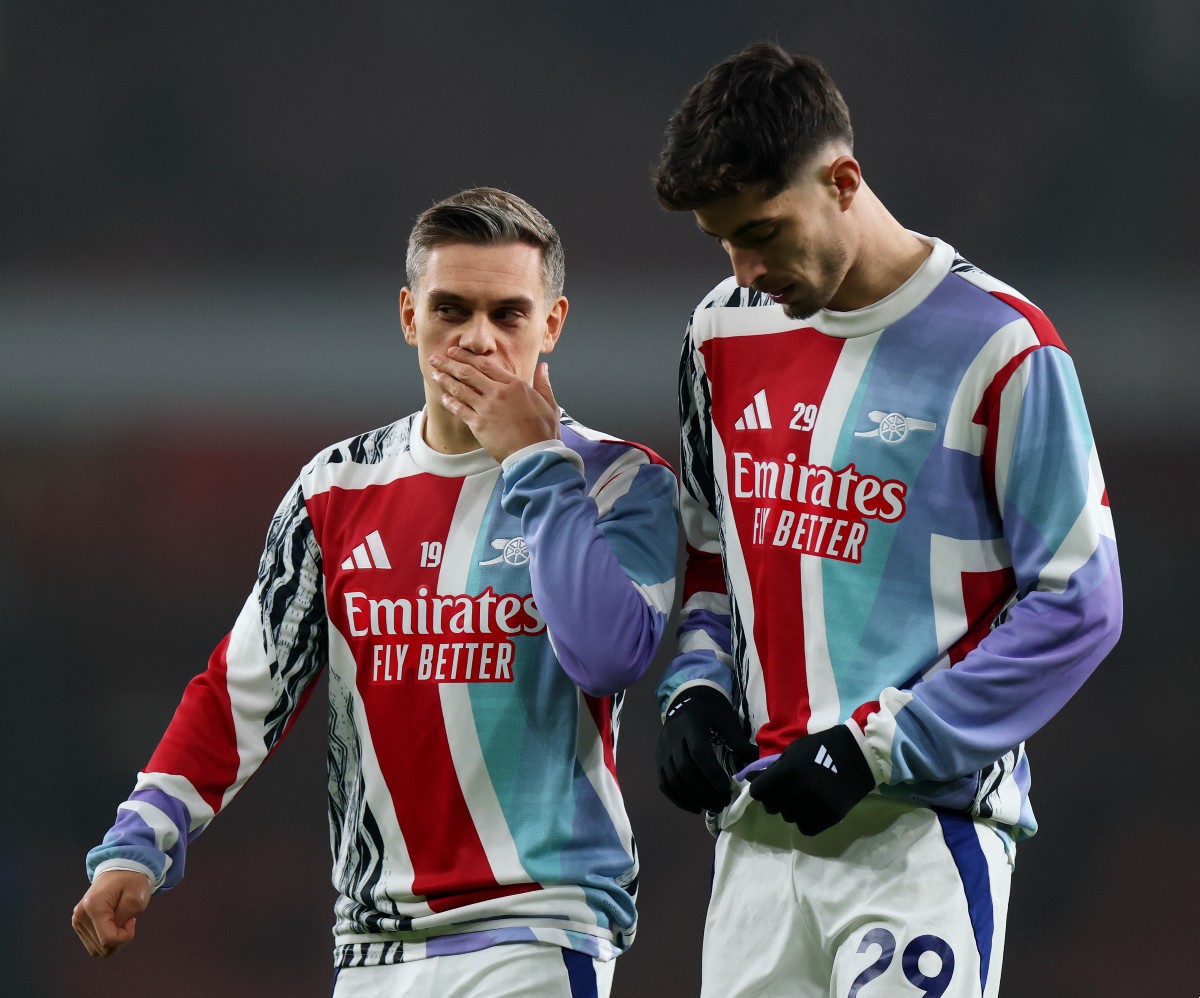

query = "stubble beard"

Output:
[[781, 241, 850, 320]]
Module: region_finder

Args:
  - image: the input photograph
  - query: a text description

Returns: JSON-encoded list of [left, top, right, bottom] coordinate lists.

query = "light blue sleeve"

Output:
[[878, 347, 1123, 784]]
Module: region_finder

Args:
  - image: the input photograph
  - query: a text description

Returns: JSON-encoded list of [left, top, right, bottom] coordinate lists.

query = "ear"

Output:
[[828, 156, 862, 210], [399, 287, 418, 346], [540, 295, 568, 355]]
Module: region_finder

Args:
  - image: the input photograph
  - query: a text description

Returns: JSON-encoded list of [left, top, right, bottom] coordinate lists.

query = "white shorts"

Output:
[[331, 943, 615, 998], [702, 790, 1013, 998]]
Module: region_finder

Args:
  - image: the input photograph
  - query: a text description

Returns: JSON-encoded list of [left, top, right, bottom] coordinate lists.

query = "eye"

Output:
[[493, 308, 527, 324], [435, 304, 465, 319], [721, 228, 778, 253]]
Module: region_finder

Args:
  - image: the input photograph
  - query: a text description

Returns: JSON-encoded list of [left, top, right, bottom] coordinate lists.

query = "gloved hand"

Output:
[[657, 686, 758, 813], [746, 723, 876, 835]]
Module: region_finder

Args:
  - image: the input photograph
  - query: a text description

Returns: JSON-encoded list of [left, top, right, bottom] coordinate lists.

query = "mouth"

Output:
[[760, 283, 793, 304]]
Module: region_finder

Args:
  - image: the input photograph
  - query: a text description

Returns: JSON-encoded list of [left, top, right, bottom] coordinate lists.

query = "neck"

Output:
[[829, 184, 931, 312], [422, 400, 481, 455]]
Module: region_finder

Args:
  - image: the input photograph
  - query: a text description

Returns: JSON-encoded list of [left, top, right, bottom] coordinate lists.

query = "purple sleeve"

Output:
[[85, 787, 202, 891], [501, 445, 679, 697]]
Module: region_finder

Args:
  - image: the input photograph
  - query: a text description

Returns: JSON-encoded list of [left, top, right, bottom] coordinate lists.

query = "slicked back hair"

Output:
[[654, 43, 853, 211], [406, 187, 565, 304]]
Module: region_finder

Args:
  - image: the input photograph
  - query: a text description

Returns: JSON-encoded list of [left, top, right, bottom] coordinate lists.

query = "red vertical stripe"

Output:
[[973, 292, 1066, 507], [311, 475, 503, 909], [945, 566, 1016, 667], [681, 543, 727, 603], [702, 328, 846, 753], [146, 634, 241, 814], [583, 693, 618, 782], [973, 345, 1036, 506]]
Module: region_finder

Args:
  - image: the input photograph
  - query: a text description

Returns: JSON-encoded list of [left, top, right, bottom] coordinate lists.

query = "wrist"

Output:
[[501, 439, 579, 473], [662, 680, 731, 722], [816, 723, 876, 795], [92, 862, 157, 890], [839, 719, 883, 788]]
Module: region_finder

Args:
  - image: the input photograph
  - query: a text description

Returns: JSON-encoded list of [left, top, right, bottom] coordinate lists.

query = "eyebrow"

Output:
[[696, 216, 778, 241], [425, 289, 538, 311]]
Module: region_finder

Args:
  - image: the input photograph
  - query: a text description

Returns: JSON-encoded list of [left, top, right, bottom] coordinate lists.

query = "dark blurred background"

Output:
[[3, 2, 1197, 995]]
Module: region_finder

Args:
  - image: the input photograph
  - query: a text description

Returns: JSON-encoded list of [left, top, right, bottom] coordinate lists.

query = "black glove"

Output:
[[656, 686, 758, 814], [747, 724, 876, 836]]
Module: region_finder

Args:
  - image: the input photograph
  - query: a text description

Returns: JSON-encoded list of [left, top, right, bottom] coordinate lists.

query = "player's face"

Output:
[[400, 241, 565, 394], [694, 172, 852, 320]]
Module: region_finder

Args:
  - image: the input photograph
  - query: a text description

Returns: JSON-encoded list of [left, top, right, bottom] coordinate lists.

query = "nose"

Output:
[[727, 245, 767, 289], [455, 315, 496, 355]]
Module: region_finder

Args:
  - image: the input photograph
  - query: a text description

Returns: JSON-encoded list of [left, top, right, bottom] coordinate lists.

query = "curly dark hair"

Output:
[[653, 43, 853, 211]]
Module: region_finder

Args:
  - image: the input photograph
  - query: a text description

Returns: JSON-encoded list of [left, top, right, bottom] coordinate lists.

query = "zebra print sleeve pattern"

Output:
[[86, 477, 328, 891], [659, 288, 745, 717]]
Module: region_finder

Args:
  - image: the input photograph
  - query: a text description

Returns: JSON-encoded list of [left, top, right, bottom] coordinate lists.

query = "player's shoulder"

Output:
[[560, 411, 675, 475], [942, 252, 1065, 351], [695, 276, 774, 314], [299, 413, 418, 482], [683, 276, 791, 349], [944, 253, 1029, 312]]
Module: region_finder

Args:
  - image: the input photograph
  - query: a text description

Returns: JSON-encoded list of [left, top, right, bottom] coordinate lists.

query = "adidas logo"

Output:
[[341, 530, 392, 571], [734, 389, 772, 431], [814, 744, 838, 774]]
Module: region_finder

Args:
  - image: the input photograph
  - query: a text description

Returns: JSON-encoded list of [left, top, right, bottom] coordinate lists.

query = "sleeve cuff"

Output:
[[660, 679, 732, 720], [91, 859, 160, 891], [843, 719, 887, 786], [501, 440, 585, 474]]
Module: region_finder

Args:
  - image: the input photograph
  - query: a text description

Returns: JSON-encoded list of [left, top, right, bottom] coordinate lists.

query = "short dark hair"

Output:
[[406, 187, 565, 302], [653, 43, 853, 211]]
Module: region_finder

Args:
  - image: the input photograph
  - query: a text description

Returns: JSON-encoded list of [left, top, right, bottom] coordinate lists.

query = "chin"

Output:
[[783, 280, 842, 320], [783, 300, 820, 321]]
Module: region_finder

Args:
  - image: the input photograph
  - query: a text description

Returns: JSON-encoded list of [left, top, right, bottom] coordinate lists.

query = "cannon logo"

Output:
[[853, 410, 937, 445], [479, 537, 530, 567]]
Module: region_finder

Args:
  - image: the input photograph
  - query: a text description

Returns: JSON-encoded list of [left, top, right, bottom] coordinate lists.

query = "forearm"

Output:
[[862, 346, 1122, 786], [87, 775, 212, 891], [864, 557, 1121, 784], [87, 480, 328, 889], [659, 585, 736, 713], [502, 444, 678, 696], [659, 482, 735, 713]]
